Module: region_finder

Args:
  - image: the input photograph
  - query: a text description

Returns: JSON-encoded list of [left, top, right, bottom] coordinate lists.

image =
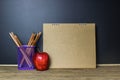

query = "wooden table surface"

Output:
[[0, 66, 120, 80]]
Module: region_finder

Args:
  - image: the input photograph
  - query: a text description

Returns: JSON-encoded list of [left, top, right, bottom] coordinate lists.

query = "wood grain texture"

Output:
[[43, 23, 96, 68], [0, 66, 120, 80]]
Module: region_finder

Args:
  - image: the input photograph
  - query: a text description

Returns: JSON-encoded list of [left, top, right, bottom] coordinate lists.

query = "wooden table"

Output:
[[0, 66, 120, 80]]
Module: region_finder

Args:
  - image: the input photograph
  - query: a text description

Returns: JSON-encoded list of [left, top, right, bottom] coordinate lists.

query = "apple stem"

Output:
[[37, 48, 41, 52]]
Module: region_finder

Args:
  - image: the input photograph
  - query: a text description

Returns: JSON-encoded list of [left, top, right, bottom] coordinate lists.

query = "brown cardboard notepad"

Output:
[[43, 23, 96, 68]]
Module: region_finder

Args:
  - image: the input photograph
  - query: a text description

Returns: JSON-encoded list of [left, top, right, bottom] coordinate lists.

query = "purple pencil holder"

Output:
[[17, 45, 35, 70]]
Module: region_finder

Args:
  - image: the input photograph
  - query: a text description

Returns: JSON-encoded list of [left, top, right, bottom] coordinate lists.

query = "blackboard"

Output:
[[0, 0, 120, 64]]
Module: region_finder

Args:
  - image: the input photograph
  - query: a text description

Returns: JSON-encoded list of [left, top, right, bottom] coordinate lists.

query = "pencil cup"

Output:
[[17, 45, 35, 70]]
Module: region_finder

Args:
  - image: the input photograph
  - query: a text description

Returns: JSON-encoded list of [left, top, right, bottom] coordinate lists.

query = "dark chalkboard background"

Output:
[[0, 0, 120, 64]]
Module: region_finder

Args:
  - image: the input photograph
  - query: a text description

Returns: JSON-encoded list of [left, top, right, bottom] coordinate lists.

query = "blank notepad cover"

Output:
[[43, 23, 96, 68]]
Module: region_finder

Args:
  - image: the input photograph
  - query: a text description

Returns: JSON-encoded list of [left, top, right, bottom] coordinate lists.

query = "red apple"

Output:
[[33, 52, 49, 71]]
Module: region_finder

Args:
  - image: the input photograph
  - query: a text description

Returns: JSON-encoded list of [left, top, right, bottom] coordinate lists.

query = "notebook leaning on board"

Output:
[[43, 23, 96, 68]]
